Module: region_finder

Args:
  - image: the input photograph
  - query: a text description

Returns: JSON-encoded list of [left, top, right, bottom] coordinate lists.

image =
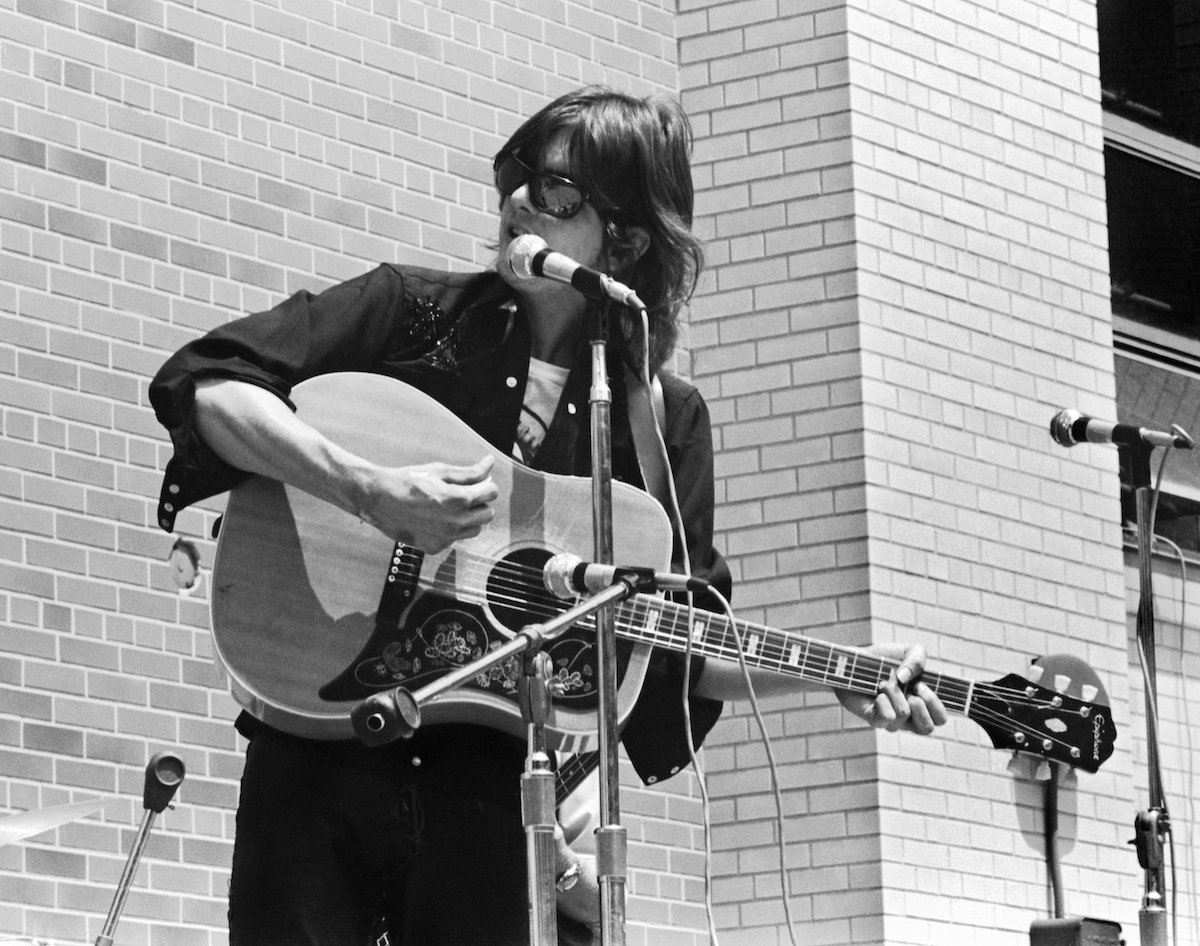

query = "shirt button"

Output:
[[411, 755, 422, 767], [505, 376, 517, 388], [168, 483, 180, 495], [567, 403, 577, 414]]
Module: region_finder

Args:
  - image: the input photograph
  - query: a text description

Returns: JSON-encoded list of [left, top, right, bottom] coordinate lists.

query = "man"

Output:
[[151, 85, 945, 945]]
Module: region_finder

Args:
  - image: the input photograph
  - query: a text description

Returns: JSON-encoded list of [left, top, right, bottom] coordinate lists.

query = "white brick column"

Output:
[[680, 0, 1138, 942]]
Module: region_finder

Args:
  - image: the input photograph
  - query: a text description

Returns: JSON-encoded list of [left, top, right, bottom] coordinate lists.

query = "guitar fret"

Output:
[[714, 617, 733, 657], [812, 645, 831, 680], [764, 632, 784, 671], [643, 603, 660, 638], [771, 637, 783, 667]]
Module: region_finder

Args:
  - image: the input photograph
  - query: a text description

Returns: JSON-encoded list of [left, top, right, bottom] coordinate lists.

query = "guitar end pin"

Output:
[[351, 689, 421, 746]]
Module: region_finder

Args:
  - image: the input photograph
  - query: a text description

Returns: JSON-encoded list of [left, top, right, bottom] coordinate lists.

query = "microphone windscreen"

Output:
[[1049, 408, 1081, 447], [507, 233, 547, 280]]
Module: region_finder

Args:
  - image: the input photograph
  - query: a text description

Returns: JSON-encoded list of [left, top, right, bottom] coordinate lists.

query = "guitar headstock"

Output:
[[970, 654, 1116, 773]]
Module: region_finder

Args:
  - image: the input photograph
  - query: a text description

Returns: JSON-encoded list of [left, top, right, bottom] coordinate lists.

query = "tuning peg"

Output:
[[1034, 760, 1053, 781], [1059, 766, 1077, 789], [1054, 674, 1070, 693], [1081, 684, 1098, 703], [1027, 664, 1045, 684]]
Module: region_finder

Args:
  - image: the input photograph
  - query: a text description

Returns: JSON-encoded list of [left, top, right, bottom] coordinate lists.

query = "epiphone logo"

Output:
[[1093, 713, 1108, 760]]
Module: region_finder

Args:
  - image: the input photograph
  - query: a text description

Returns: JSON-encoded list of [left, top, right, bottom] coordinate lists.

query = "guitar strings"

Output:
[[391, 547, 1104, 763], [387, 550, 1100, 766], [392, 552, 1081, 711]]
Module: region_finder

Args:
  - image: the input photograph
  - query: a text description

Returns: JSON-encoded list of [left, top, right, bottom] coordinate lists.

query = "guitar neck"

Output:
[[555, 592, 1114, 774], [614, 594, 974, 718], [556, 749, 600, 805]]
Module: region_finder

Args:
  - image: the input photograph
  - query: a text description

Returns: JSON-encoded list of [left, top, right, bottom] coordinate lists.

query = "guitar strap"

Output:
[[624, 370, 670, 514]]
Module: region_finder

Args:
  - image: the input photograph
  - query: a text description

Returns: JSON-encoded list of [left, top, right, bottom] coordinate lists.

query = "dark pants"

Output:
[[228, 724, 528, 946]]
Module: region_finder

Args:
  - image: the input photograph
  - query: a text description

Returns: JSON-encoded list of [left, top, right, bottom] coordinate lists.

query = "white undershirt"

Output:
[[513, 357, 569, 464]]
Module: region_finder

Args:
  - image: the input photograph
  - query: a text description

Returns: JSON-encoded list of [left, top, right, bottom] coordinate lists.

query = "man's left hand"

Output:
[[835, 642, 948, 735]]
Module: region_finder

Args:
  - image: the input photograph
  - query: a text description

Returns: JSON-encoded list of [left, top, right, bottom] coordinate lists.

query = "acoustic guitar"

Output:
[[210, 373, 1116, 772]]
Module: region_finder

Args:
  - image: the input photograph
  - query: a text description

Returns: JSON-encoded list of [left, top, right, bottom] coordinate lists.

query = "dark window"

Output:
[[1099, 0, 1200, 144], [1085, 0, 1200, 550], [1105, 147, 1200, 341]]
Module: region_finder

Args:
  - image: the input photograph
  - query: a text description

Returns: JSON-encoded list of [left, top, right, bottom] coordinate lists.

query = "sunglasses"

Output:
[[493, 151, 594, 220]]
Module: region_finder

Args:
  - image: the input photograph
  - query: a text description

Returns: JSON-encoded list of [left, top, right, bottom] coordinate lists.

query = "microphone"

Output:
[[543, 552, 709, 598], [1049, 408, 1194, 450], [142, 752, 186, 814], [506, 234, 646, 310]]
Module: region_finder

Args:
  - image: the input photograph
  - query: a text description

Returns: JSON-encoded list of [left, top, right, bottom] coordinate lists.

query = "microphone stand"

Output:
[[1124, 444, 1169, 946], [355, 278, 640, 944], [587, 301, 627, 946], [351, 581, 641, 946], [96, 753, 186, 946], [522, 648, 561, 946]]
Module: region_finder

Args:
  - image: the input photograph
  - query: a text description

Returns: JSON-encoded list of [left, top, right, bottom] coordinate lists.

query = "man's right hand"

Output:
[[357, 455, 498, 553], [194, 379, 499, 555]]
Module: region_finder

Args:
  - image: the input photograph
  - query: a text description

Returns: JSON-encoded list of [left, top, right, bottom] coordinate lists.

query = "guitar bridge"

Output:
[[379, 543, 423, 624]]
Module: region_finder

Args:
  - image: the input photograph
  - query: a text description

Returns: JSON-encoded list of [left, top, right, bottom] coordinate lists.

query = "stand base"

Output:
[[1029, 917, 1122, 946]]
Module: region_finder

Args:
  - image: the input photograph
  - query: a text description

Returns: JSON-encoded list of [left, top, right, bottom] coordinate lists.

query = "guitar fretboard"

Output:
[[556, 749, 599, 805], [610, 594, 974, 717]]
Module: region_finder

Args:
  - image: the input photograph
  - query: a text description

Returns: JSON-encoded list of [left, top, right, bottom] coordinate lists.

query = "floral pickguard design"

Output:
[[341, 599, 596, 702]]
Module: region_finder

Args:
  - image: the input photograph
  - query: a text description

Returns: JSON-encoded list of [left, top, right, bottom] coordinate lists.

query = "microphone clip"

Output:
[[607, 565, 660, 593]]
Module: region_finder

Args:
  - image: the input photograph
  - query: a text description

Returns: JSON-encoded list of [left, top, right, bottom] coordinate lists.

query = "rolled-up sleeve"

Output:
[[149, 265, 408, 531]]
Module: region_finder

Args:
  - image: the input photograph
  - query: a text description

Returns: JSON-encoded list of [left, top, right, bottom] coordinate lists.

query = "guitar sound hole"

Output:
[[487, 547, 555, 632]]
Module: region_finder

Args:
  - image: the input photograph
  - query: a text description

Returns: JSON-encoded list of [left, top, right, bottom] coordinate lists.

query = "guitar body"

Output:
[[211, 372, 672, 749]]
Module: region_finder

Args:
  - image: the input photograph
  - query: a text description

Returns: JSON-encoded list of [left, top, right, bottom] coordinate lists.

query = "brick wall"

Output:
[[0, 2, 711, 944], [5, 1, 1199, 945]]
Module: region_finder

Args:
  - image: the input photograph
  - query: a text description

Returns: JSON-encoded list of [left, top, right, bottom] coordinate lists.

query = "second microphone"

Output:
[[543, 553, 709, 599]]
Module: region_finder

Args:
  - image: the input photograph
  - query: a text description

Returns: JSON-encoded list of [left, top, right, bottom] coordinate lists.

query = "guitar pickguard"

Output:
[[317, 549, 631, 710], [318, 596, 495, 700]]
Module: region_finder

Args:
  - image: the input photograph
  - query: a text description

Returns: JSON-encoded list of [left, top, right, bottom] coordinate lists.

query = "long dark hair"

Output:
[[498, 86, 704, 373]]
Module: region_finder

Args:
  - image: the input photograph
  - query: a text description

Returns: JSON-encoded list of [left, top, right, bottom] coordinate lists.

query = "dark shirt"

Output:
[[149, 263, 727, 783]]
